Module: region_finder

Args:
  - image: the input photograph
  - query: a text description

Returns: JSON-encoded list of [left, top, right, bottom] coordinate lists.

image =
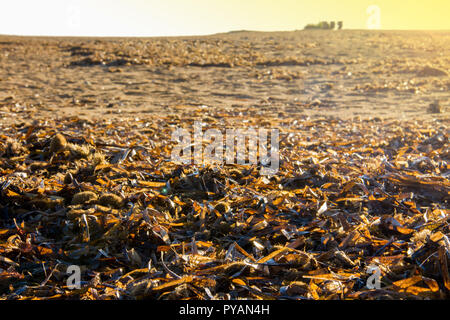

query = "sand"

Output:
[[0, 30, 448, 126]]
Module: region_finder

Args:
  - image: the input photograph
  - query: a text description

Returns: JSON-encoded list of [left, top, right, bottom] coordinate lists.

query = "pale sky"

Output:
[[0, 0, 449, 37]]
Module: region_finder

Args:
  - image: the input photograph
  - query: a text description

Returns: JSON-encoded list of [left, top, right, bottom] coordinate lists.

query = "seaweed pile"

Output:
[[0, 106, 448, 300]]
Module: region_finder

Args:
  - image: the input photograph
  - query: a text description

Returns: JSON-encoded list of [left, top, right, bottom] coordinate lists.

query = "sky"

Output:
[[0, 0, 449, 37]]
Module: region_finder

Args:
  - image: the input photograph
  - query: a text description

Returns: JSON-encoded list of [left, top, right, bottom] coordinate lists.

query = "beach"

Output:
[[0, 30, 449, 300]]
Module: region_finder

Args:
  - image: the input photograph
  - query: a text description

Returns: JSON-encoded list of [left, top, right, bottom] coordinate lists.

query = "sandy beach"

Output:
[[0, 30, 449, 124], [0, 30, 449, 300]]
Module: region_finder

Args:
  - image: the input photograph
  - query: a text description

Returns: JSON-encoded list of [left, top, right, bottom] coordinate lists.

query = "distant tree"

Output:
[[337, 21, 343, 29], [318, 21, 330, 29], [304, 21, 334, 30], [330, 21, 336, 30]]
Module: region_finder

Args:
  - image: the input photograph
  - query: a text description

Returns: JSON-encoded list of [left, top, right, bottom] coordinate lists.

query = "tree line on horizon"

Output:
[[304, 21, 343, 30]]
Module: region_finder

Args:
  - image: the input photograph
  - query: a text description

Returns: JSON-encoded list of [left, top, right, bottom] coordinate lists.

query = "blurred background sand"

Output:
[[0, 30, 448, 126]]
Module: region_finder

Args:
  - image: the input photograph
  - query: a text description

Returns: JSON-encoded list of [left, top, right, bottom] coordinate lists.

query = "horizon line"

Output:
[[1, 28, 450, 39]]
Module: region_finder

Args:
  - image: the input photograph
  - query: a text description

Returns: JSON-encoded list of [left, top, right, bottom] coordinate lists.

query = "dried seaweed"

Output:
[[0, 108, 448, 301]]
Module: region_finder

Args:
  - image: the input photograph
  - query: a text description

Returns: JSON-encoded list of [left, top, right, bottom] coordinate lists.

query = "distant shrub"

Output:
[[304, 24, 319, 30], [318, 21, 331, 29], [304, 21, 335, 30]]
